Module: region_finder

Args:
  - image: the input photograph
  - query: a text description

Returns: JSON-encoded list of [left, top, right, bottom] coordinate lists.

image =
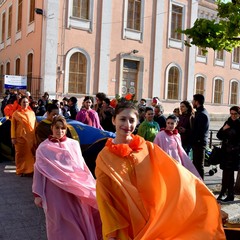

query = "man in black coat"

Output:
[[68, 96, 79, 120], [191, 94, 210, 179]]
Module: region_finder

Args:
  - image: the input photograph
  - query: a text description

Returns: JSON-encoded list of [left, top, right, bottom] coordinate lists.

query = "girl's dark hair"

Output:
[[96, 92, 107, 101], [180, 100, 193, 115], [18, 96, 28, 105], [113, 101, 138, 119], [145, 106, 154, 113], [83, 96, 94, 103], [230, 106, 240, 114], [47, 104, 59, 113], [51, 115, 67, 129], [166, 114, 179, 123], [103, 98, 110, 105]]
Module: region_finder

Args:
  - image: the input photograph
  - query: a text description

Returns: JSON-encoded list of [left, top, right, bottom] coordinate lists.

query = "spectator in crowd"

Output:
[[41, 92, 51, 108], [76, 96, 103, 129], [137, 98, 147, 109], [29, 100, 38, 115], [33, 116, 102, 240], [35, 104, 59, 147], [11, 96, 36, 176], [191, 94, 209, 179], [153, 104, 166, 129], [1, 90, 10, 116], [151, 96, 160, 107], [61, 97, 70, 118], [68, 96, 79, 120], [173, 107, 180, 117], [51, 99, 63, 116], [36, 99, 46, 116], [176, 100, 194, 155], [216, 106, 240, 202], [95, 100, 225, 240], [94, 92, 107, 116], [153, 114, 201, 178], [99, 98, 115, 132], [137, 106, 160, 142]]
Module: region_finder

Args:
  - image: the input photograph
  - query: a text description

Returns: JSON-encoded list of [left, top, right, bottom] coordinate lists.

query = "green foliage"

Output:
[[179, 0, 240, 52]]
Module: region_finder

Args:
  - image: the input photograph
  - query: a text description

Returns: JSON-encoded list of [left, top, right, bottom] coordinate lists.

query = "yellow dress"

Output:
[[95, 135, 226, 240], [11, 108, 36, 175]]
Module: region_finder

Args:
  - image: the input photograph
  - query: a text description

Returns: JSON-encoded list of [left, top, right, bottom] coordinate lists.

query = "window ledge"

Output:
[[27, 22, 35, 35], [69, 17, 91, 31], [6, 37, 11, 47], [124, 28, 142, 41], [0, 42, 4, 50], [196, 55, 207, 63], [231, 62, 240, 70], [214, 59, 224, 67], [168, 38, 183, 50], [15, 31, 22, 42]]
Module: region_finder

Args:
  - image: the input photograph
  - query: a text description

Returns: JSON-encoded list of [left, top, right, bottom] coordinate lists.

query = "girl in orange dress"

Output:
[[11, 96, 36, 176], [95, 101, 226, 240]]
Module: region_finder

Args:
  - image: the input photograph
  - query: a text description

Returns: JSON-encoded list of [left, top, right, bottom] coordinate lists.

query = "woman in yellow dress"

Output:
[[11, 96, 36, 176]]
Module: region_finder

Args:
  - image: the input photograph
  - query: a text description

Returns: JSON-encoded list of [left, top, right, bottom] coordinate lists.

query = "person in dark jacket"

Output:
[[216, 106, 240, 202], [191, 94, 210, 179], [68, 96, 79, 120]]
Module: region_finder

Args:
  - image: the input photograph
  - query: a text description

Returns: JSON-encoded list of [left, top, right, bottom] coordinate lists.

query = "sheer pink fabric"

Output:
[[32, 138, 102, 240]]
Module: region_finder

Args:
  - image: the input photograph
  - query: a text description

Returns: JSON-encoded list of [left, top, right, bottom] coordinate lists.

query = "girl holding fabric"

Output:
[[32, 116, 102, 240], [95, 101, 225, 240], [11, 96, 36, 176]]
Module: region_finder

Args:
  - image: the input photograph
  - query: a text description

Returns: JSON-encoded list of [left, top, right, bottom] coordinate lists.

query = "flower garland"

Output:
[[110, 93, 138, 108]]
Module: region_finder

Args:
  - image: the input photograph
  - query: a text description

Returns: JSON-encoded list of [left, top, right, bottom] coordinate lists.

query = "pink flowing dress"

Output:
[[32, 137, 102, 240]]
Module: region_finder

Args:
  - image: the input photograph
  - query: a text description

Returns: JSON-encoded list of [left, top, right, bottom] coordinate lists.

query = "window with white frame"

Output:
[[215, 50, 224, 60], [72, 0, 89, 19], [127, 0, 141, 31], [7, 5, 12, 39], [168, 2, 185, 49], [68, 52, 87, 94], [27, 53, 33, 91], [17, 0, 23, 32], [1, 11, 5, 43], [195, 76, 205, 95], [29, 0, 35, 23], [0, 64, 4, 95], [233, 47, 240, 64], [213, 78, 223, 104], [15, 58, 20, 75], [68, 0, 93, 31], [6, 62, 10, 75], [167, 66, 180, 100], [170, 4, 183, 40], [230, 81, 238, 105], [123, 0, 144, 41]]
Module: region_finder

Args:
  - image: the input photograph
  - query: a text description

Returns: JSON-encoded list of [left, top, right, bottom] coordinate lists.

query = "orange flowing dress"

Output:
[[11, 108, 36, 175], [95, 135, 226, 240]]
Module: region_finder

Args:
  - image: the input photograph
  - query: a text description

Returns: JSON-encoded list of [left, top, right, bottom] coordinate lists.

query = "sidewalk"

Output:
[[0, 159, 239, 240], [0, 160, 47, 240]]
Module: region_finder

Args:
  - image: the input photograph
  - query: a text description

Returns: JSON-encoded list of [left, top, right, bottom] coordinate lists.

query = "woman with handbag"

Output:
[[216, 106, 240, 202]]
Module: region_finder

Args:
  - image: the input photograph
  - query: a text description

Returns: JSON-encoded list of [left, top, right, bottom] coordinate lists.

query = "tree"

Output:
[[180, 0, 240, 52]]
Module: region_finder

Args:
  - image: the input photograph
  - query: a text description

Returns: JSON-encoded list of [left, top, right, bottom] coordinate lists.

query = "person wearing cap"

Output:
[[68, 96, 79, 120]]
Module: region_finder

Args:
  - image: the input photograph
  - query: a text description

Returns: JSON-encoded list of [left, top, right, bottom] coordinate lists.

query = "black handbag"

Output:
[[208, 146, 222, 165]]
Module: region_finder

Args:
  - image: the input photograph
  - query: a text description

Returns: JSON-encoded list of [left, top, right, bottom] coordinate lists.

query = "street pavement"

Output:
[[0, 159, 239, 240]]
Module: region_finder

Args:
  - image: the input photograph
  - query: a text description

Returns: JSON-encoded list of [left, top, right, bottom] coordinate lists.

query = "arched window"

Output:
[[15, 58, 20, 75], [68, 52, 87, 94], [0, 64, 4, 95], [230, 81, 238, 105], [6, 62, 10, 75], [195, 75, 205, 95], [167, 66, 179, 100], [27, 53, 33, 90], [213, 78, 223, 104]]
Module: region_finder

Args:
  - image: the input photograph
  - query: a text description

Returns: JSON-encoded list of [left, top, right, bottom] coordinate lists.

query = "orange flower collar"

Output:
[[106, 134, 145, 157]]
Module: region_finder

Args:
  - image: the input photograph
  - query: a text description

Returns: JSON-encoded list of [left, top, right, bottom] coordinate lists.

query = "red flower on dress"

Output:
[[106, 135, 144, 157]]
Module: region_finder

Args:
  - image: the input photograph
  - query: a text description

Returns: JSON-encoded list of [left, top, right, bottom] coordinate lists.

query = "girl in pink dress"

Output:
[[154, 114, 201, 179], [32, 116, 102, 240]]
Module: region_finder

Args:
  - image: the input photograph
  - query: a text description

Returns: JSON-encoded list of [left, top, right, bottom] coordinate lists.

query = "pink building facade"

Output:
[[0, 0, 239, 117]]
